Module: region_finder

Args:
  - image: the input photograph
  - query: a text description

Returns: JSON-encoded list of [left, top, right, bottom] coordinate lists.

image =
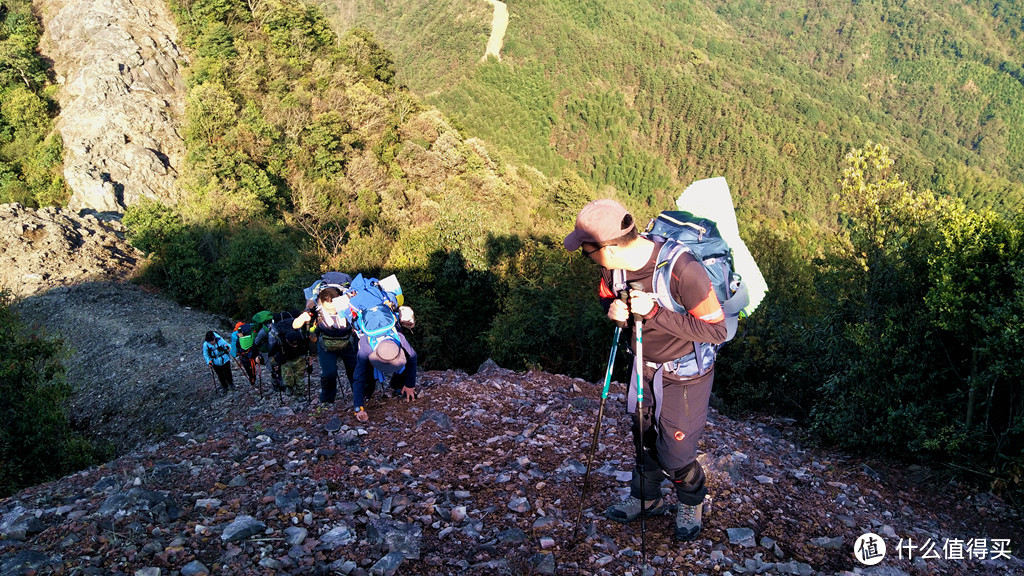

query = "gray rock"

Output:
[[369, 551, 405, 576], [220, 515, 267, 542], [258, 557, 282, 570], [134, 569, 161, 576], [274, 487, 302, 514], [810, 535, 844, 550], [284, 526, 308, 546], [92, 476, 121, 492], [727, 527, 756, 547], [325, 416, 342, 432], [180, 560, 209, 576], [532, 516, 557, 531], [416, 410, 452, 431], [508, 496, 531, 513], [0, 506, 45, 541], [0, 550, 60, 575], [38, 0, 186, 213], [477, 358, 500, 374], [366, 520, 422, 560], [531, 552, 556, 575], [98, 488, 183, 521], [326, 559, 358, 575], [319, 523, 357, 549], [496, 527, 527, 544]]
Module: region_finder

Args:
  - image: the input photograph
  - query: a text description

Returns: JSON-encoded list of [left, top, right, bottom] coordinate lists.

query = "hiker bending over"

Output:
[[202, 331, 234, 392], [253, 311, 311, 394], [564, 199, 727, 542], [351, 333, 418, 422], [293, 282, 358, 405]]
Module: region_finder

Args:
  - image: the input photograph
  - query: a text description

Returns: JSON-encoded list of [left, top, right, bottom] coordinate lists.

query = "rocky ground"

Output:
[[1, 313, 1022, 574], [0, 203, 141, 299]]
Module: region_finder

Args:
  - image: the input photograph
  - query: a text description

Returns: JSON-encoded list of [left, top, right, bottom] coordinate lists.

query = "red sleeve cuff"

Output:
[[643, 302, 660, 320]]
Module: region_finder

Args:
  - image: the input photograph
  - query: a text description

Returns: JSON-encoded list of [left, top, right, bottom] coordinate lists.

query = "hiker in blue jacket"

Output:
[[293, 285, 358, 405], [202, 331, 234, 392], [351, 333, 417, 422]]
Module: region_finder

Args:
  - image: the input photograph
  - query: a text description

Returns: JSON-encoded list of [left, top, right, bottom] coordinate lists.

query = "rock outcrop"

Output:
[[0, 203, 141, 298], [36, 0, 187, 214]]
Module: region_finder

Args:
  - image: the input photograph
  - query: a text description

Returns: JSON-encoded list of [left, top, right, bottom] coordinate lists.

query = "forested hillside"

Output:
[[324, 0, 1024, 223], [0, 0, 66, 207]]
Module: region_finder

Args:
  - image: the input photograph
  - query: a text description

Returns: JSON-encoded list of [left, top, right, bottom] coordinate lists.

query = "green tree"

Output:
[[0, 292, 96, 497]]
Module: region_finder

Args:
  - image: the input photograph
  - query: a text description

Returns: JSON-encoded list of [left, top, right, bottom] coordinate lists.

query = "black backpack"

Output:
[[268, 312, 305, 351]]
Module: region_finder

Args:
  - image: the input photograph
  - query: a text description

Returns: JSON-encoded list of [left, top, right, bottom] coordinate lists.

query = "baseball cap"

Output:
[[563, 199, 635, 251]]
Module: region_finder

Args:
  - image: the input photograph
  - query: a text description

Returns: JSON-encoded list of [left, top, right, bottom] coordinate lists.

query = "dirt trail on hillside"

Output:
[[482, 0, 509, 62], [13, 281, 303, 455]]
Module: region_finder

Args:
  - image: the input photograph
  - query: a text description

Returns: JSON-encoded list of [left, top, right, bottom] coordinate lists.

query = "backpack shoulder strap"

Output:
[[651, 238, 691, 314]]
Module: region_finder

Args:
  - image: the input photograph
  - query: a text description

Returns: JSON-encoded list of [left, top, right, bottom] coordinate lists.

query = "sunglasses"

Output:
[[582, 244, 606, 258]]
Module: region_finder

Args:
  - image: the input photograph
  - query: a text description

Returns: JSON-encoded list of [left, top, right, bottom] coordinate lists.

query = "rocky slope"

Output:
[[0, 203, 141, 298], [2, 279, 1023, 575], [13, 282, 240, 456], [36, 0, 186, 214]]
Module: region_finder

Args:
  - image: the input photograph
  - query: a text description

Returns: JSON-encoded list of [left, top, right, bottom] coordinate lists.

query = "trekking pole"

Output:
[[629, 281, 649, 574], [209, 365, 218, 390], [233, 355, 254, 388], [571, 324, 621, 543], [571, 289, 630, 544], [306, 352, 313, 404]]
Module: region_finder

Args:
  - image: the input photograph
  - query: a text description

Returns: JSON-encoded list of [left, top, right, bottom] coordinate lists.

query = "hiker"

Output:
[[293, 279, 359, 405], [230, 321, 257, 383], [564, 198, 727, 542], [342, 273, 418, 422], [351, 332, 417, 422], [253, 311, 311, 394], [202, 330, 234, 392]]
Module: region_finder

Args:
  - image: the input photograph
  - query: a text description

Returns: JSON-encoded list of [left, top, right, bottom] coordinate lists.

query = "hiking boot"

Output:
[[675, 501, 703, 541], [605, 495, 666, 523]]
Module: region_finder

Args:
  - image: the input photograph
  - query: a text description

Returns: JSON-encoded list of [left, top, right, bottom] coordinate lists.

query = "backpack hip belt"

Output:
[[644, 342, 717, 379]]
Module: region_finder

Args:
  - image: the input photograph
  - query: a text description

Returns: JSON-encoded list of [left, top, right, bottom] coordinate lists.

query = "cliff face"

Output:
[[36, 0, 186, 214]]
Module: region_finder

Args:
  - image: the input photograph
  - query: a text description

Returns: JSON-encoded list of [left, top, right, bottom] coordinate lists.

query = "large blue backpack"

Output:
[[644, 211, 749, 342], [615, 211, 750, 376], [347, 274, 402, 350]]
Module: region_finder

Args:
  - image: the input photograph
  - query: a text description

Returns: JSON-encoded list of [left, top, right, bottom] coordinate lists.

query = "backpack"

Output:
[[251, 310, 274, 346], [614, 211, 750, 376], [303, 271, 353, 303], [347, 273, 402, 350], [234, 322, 254, 351], [268, 312, 305, 352], [643, 211, 749, 342]]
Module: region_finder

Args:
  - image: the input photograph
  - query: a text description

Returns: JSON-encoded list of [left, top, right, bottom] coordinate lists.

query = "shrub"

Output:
[[0, 292, 96, 497]]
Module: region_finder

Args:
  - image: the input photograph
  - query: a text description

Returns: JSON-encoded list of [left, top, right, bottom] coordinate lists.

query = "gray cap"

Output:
[[563, 199, 635, 251]]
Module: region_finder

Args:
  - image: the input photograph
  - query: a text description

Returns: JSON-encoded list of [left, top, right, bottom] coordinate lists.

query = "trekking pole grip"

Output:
[[616, 289, 630, 329], [628, 281, 645, 324]]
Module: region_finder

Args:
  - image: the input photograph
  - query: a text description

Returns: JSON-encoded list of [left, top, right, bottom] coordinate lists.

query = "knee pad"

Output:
[[668, 460, 705, 489]]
